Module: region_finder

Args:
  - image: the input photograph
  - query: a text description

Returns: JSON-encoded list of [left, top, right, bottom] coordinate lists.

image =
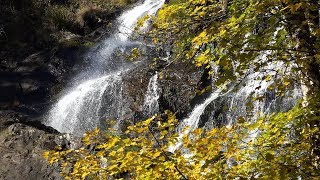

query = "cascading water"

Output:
[[168, 87, 226, 152], [202, 61, 302, 131], [47, 74, 122, 134], [118, 0, 165, 41], [196, 30, 302, 132], [170, 51, 302, 152], [142, 73, 160, 117], [45, 0, 302, 153], [46, 0, 165, 136]]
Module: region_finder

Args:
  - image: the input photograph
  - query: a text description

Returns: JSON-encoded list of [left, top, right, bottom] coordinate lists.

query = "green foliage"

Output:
[[46, 5, 73, 30], [60, 39, 95, 48], [128, 48, 141, 61]]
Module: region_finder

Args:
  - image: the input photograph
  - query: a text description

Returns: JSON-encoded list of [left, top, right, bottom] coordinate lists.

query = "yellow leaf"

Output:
[[283, 81, 290, 86], [43, 151, 50, 159], [109, 151, 116, 156], [153, 151, 161, 158], [290, 3, 302, 13]]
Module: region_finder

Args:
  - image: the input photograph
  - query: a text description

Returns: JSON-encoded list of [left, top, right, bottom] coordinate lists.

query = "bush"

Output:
[[0, 0, 138, 60]]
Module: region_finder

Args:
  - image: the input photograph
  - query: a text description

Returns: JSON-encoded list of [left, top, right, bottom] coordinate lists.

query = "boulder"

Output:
[[0, 112, 81, 180]]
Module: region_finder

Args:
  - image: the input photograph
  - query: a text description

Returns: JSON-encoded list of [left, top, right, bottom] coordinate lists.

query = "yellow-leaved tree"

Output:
[[45, 105, 319, 179], [45, 0, 320, 179]]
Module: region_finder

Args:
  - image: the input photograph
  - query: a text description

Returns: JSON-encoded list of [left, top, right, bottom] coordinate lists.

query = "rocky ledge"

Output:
[[0, 112, 81, 180]]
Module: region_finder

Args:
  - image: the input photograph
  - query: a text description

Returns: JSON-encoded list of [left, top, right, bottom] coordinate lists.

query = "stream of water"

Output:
[[143, 73, 160, 117], [46, 0, 165, 136], [46, 0, 302, 148]]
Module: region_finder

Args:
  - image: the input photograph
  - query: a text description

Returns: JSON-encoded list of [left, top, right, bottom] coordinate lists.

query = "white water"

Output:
[[170, 54, 302, 152], [143, 73, 160, 116], [88, 0, 165, 69], [118, 0, 165, 41], [47, 73, 122, 135], [168, 87, 226, 152], [46, 0, 165, 135]]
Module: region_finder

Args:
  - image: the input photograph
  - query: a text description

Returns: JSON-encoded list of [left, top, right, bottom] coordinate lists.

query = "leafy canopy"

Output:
[[148, 0, 320, 89], [45, 0, 320, 179], [45, 103, 320, 179]]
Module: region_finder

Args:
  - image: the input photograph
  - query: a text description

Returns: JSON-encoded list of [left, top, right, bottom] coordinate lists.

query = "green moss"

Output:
[[82, 41, 95, 47], [60, 39, 95, 48], [196, 85, 212, 95]]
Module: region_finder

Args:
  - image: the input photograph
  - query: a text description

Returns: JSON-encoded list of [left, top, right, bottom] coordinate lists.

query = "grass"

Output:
[[0, 0, 138, 60]]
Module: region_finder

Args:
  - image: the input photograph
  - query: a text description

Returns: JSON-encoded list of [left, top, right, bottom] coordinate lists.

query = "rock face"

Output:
[[122, 62, 151, 121], [0, 1, 136, 178], [0, 112, 81, 180], [0, 0, 137, 113], [105, 55, 208, 130], [0, 1, 211, 178], [0, 47, 86, 114], [0, 124, 61, 180], [158, 61, 207, 120]]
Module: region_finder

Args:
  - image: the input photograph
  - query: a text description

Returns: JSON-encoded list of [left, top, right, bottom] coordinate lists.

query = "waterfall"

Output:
[[118, 0, 165, 41], [143, 73, 160, 117], [170, 55, 302, 152], [47, 73, 122, 135], [168, 87, 226, 152], [46, 0, 165, 135], [197, 44, 303, 130]]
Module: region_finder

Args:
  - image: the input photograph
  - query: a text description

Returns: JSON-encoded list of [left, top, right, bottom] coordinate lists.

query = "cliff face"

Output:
[[0, 0, 214, 178], [0, 0, 138, 112], [0, 1, 138, 179], [0, 112, 83, 179]]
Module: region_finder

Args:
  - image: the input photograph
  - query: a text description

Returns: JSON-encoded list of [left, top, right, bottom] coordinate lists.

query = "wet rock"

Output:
[[0, 112, 81, 180], [120, 57, 209, 124], [0, 124, 60, 180], [198, 96, 229, 128], [158, 61, 203, 120], [120, 62, 151, 129]]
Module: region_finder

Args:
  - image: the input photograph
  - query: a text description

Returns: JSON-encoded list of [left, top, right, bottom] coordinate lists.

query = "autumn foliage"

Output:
[[45, 103, 320, 179], [45, 0, 320, 179]]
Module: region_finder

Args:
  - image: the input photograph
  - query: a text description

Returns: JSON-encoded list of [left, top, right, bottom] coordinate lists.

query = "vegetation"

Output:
[[45, 0, 320, 179], [45, 104, 320, 179], [0, 0, 137, 61]]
